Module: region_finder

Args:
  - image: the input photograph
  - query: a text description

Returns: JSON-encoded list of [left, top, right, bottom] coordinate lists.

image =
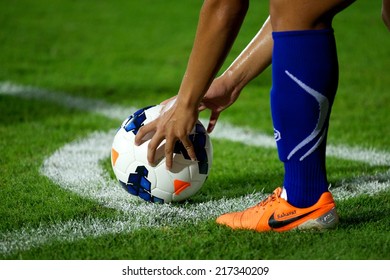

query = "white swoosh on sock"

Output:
[[285, 70, 329, 161]]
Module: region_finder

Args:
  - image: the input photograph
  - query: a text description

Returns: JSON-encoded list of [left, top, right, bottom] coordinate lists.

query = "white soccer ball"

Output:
[[111, 105, 213, 203]]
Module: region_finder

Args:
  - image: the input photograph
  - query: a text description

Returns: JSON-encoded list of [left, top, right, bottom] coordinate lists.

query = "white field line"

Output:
[[0, 81, 389, 256]]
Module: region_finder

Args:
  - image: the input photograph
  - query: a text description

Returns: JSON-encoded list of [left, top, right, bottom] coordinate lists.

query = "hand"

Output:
[[199, 76, 241, 133], [159, 76, 240, 134], [135, 100, 198, 170]]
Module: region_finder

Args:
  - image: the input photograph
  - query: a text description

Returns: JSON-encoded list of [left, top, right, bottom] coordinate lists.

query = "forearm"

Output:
[[220, 16, 273, 95], [176, 0, 249, 108]]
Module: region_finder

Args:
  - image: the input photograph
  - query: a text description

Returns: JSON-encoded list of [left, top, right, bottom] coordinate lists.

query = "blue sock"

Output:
[[270, 29, 339, 208]]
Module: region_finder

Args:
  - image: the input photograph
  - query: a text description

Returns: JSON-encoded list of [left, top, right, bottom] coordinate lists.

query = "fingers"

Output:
[[198, 102, 207, 112], [165, 133, 197, 170], [136, 120, 166, 167], [134, 121, 155, 146], [180, 137, 197, 162], [164, 136, 174, 170], [135, 120, 163, 167], [207, 111, 220, 133], [147, 130, 165, 167], [136, 121, 197, 170]]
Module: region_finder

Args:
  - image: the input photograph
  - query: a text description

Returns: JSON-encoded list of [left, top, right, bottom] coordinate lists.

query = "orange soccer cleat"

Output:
[[216, 187, 339, 232]]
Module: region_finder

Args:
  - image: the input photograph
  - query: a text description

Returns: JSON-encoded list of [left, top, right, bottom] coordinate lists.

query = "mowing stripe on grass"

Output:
[[0, 81, 132, 120], [1, 81, 389, 256]]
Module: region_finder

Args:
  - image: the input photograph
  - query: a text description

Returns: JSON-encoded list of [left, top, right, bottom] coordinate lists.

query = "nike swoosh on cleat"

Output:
[[268, 210, 317, 229]]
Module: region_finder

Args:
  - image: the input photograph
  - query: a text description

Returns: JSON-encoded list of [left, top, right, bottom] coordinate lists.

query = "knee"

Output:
[[203, 0, 249, 20], [270, 0, 354, 31]]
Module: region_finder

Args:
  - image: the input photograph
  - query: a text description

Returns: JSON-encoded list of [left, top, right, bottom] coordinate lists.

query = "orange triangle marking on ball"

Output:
[[174, 179, 191, 195], [111, 148, 119, 166]]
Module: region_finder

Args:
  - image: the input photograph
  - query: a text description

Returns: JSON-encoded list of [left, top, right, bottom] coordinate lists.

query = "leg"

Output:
[[270, 0, 354, 208], [216, 0, 354, 232], [270, 0, 355, 31], [271, 28, 337, 207]]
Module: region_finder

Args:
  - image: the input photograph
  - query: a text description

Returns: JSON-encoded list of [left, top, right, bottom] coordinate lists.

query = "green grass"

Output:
[[0, 96, 120, 232], [1, 0, 390, 260]]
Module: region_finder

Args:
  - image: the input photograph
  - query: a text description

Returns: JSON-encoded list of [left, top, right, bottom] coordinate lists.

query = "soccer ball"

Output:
[[111, 105, 213, 203]]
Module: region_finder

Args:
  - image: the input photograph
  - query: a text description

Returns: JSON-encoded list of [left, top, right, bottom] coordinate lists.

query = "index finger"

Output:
[[147, 130, 166, 167], [134, 121, 156, 146], [207, 110, 220, 133]]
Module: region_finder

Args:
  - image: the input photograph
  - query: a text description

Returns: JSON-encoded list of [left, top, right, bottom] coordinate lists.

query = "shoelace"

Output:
[[258, 188, 282, 208]]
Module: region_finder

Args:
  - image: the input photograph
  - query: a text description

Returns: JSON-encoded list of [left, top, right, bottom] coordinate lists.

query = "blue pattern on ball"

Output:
[[120, 165, 164, 203], [123, 105, 154, 135]]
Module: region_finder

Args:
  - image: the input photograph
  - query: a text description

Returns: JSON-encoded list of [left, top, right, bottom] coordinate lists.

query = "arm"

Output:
[[177, 0, 249, 108], [201, 16, 273, 132], [219, 16, 273, 96], [135, 0, 249, 169]]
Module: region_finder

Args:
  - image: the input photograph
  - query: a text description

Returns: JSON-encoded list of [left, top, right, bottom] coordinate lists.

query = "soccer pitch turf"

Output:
[[0, 0, 389, 260]]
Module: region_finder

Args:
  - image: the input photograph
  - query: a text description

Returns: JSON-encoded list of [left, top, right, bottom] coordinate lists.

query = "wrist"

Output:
[[175, 92, 201, 112], [220, 68, 246, 96]]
